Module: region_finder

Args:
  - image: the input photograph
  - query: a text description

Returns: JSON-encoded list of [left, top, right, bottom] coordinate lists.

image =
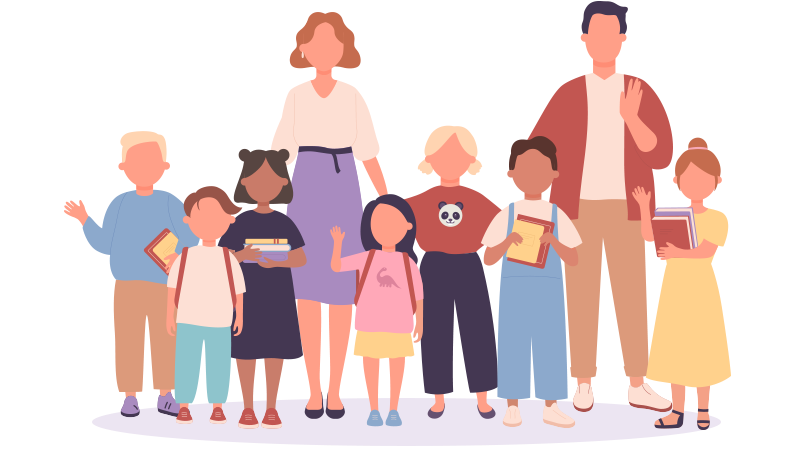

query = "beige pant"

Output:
[[565, 200, 649, 378], [114, 280, 175, 392]]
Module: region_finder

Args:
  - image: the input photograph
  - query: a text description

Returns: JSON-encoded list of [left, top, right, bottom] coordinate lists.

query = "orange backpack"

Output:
[[354, 249, 417, 313], [173, 247, 237, 308]]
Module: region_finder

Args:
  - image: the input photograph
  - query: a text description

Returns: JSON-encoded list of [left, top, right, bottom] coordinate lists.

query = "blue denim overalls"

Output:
[[496, 202, 569, 400]]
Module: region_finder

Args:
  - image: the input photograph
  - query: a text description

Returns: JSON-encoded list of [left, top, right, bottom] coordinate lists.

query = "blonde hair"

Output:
[[418, 126, 482, 175], [120, 131, 167, 162]]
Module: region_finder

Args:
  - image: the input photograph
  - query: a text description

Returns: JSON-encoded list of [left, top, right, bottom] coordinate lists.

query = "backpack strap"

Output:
[[354, 249, 377, 306], [402, 252, 417, 314], [174, 247, 189, 308], [222, 247, 237, 307]]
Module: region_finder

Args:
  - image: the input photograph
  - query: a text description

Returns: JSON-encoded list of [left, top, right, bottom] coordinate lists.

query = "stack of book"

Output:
[[652, 207, 698, 252], [243, 238, 290, 263]]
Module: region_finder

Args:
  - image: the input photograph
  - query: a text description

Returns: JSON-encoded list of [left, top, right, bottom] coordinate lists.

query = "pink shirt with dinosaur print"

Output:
[[340, 250, 423, 333]]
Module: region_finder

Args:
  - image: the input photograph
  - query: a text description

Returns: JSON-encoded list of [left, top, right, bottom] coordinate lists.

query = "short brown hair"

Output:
[[290, 12, 360, 68], [675, 138, 721, 189], [510, 136, 557, 170], [184, 186, 242, 217]]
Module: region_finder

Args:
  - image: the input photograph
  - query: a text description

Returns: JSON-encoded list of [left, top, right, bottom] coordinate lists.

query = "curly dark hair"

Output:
[[290, 12, 360, 68]]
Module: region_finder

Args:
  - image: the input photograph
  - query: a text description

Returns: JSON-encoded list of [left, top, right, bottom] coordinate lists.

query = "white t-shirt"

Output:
[[581, 72, 626, 200], [167, 245, 246, 328], [272, 81, 380, 164], [481, 200, 582, 249]]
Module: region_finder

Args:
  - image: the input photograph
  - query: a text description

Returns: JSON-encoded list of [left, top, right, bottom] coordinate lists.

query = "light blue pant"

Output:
[[497, 277, 569, 400], [174, 323, 231, 404]]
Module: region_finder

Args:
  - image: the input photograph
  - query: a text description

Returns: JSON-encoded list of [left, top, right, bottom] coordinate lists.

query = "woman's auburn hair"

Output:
[[290, 12, 360, 69], [675, 138, 721, 189], [418, 126, 483, 175]]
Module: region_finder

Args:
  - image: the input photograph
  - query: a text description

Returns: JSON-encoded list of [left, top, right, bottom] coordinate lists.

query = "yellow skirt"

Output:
[[354, 331, 414, 359]]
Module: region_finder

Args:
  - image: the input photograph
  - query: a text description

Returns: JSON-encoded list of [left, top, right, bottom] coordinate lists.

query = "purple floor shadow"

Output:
[[92, 398, 719, 445]]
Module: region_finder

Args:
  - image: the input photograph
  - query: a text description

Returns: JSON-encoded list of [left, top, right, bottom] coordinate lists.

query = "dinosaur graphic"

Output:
[[377, 267, 400, 288]]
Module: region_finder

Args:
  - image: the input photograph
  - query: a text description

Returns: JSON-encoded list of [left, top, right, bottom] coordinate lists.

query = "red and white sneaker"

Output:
[[262, 408, 282, 429], [238, 408, 259, 429], [210, 407, 227, 424], [176, 407, 193, 424]]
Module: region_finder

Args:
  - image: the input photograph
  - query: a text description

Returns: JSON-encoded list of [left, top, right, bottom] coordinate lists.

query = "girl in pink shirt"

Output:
[[330, 195, 424, 427]]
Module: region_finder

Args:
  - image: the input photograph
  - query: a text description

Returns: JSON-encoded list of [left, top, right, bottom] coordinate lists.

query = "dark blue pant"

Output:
[[420, 252, 498, 394]]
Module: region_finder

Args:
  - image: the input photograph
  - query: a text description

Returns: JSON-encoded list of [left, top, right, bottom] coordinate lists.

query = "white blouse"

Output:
[[272, 81, 380, 164]]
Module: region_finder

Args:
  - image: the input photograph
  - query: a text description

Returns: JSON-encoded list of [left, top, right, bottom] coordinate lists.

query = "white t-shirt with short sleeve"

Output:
[[167, 245, 246, 328], [271, 81, 380, 164], [481, 199, 582, 250]]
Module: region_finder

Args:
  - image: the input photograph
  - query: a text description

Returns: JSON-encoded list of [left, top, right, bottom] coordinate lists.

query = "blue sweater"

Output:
[[83, 190, 198, 284]]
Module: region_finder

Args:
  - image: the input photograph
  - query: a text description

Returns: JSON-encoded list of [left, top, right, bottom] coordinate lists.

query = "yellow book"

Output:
[[245, 239, 288, 244], [505, 214, 554, 268]]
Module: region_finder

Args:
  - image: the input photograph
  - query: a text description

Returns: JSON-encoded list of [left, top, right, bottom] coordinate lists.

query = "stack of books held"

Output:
[[651, 207, 698, 252], [243, 239, 290, 263]]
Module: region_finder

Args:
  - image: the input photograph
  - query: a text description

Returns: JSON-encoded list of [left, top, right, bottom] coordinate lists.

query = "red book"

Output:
[[652, 216, 693, 253], [144, 228, 179, 274]]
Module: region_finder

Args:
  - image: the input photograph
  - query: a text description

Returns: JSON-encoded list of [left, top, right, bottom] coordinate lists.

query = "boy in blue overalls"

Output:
[[482, 136, 582, 428]]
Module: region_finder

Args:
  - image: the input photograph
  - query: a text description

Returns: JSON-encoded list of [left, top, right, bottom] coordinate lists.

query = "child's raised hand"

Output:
[[64, 200, 89, 225], [330, 226, 345, 243], [632, 186, 651, 206]]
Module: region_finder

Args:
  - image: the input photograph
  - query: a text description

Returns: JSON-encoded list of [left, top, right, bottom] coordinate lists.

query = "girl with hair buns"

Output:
[[406, 126, 500, 419], [272, 12, 388, 419], [219, 149, 307, 430], [632, 138, 729, 431]]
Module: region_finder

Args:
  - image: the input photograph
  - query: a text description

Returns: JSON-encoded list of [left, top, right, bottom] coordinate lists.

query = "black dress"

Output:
[[219, 210, 304, 360]]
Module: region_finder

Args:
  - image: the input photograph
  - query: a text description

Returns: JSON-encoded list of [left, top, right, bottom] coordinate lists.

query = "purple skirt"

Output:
[[288, 147, 364, 305]]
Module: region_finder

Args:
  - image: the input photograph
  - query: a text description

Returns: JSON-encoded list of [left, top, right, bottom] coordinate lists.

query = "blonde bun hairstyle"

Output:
[[419, 126, 482, 175]]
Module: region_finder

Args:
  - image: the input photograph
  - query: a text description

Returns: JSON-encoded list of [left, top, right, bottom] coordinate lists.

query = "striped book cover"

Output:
[[246, 239, 288, 244]]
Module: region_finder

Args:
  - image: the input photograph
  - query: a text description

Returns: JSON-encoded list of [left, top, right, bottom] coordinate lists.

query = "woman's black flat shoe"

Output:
[[305, 406, 324, 419], [325, 394, 345, 419], [477, 405, 496, 419], [697, 408, 710, 430], [654, 410, 684, 429], [428, 405, 445, 419]]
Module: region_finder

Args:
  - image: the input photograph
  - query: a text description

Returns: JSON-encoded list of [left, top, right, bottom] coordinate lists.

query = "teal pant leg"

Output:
[[497, 278, 533, 400], [204, 326, 232, 404], [531, 278, 569, 401], [175, 324, 204, 404]]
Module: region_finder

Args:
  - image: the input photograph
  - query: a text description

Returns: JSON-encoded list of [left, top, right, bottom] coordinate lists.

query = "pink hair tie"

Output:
[[687, 147, 708, 150]]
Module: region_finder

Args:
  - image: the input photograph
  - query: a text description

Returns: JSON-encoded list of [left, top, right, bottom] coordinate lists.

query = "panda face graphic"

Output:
[[438, 202, 464, 227]]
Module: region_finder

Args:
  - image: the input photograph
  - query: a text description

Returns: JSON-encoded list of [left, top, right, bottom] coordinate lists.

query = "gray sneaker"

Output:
[[158, 392, 180, 417], [121, 396, 140, 417], [386, 410, 402, 427]]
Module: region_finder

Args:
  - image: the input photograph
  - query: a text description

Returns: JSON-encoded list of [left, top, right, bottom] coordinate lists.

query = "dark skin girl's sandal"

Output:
[[697, 408, 710, 430], [654, 410, 684, 429]]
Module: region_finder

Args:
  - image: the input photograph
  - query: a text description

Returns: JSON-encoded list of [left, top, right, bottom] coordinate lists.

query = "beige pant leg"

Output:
[[144, 281, 176, 391], [565, 200, 604, 378], [114, 281, 146, 393], [603, 202, 649, 377]]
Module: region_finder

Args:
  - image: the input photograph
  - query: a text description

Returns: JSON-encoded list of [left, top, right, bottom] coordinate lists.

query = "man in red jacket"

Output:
[[528, 1, 673, 414]]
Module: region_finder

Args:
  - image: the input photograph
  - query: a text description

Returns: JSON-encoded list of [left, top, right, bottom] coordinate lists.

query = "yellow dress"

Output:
[[646, 209, 730, 387]]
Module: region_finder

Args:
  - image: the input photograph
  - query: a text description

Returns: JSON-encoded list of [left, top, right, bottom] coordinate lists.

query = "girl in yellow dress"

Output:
[[632, 138, 729, 431]]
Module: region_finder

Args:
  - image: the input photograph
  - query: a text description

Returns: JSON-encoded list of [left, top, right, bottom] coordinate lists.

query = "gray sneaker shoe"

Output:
[[386, 410, 402, 427], [367, 410, 383, 427], [121, 396, 140, 417], [158, 392, 180, 417]]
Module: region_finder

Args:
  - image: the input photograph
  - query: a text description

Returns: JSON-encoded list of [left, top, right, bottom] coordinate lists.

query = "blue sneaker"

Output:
[[121, 396, 140, 417], [367, 410, 383, 426], [158, 392, 180, 417], [386, 410, 402, 427]]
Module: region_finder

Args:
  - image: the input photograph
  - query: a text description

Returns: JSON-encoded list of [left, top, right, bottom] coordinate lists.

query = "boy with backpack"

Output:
[[166, 186, 246, 425]]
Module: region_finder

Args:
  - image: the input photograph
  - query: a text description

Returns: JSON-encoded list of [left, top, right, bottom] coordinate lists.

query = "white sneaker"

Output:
[[502, 405, 522, 427], [543, 403, 575, 428], [629, 383, 672, 412], [572, 383, 593, 412]]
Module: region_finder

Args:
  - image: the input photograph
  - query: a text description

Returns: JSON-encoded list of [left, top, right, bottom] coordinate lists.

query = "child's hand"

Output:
[[505, 232, 524, 248], [413, 320, 423, 343], [330, 226, 345, 243], [657, 242, 683, 260], [632, 186, 651, 207], [233, 313, 243, 336], [237, 245, 262, 263], [164, 252, 178, 274], [64, 200, 89, 225], [539, 232, 557, 246], [166, 314, 177, 337]]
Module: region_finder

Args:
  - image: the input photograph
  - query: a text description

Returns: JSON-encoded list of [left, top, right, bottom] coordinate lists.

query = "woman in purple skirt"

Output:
[[272, 12, 388, 419]]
